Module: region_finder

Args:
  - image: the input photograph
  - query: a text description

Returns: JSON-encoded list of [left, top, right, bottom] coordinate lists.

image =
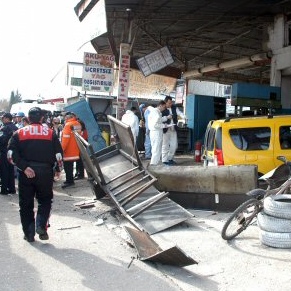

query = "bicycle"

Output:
[[221, 155, 291, 241]]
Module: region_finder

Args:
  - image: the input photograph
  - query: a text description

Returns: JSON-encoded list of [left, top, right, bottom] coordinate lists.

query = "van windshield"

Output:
[[229, 127, 271, 150]]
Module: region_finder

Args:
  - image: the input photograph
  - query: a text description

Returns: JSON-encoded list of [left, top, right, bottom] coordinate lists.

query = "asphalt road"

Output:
[[1, 173, 291, 291]]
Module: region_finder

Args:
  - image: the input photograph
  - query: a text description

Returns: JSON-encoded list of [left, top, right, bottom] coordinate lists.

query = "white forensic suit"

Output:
[[148, 107, 171, 165], [121, 110, 140, 143]]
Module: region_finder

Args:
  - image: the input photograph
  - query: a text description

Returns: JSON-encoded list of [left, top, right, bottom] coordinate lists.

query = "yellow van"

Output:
[[203, 115, 291, 175]]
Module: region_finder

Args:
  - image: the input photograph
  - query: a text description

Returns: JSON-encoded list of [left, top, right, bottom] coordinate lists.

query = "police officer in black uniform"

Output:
[[7, 107, 63, 242], [0, 113, 18, 194]]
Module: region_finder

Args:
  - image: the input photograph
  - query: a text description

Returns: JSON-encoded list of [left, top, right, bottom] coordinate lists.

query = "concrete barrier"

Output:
[[148, 164, 258, 195]]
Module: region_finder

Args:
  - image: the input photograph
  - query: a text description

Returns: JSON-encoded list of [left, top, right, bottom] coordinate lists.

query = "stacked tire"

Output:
[[258, 195, 291, 248]]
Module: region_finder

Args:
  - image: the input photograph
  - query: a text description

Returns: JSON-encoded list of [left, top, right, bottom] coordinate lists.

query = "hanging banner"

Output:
[[117, 43, 131, 105], [82, 52, 115, 92], [136, 46, 174, 77]]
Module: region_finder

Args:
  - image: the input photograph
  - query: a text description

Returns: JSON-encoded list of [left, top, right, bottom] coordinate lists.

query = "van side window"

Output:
[[229, 129, 248, 150], [229, 127, 271, 151], [280, 126, 291, 149]]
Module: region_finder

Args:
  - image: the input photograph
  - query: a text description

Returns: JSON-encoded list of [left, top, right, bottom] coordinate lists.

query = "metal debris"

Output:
[[57, 226, 81, 231], [125, 226, 198, 267]]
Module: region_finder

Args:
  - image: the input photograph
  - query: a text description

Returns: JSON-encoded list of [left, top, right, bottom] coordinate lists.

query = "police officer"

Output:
[[0, 113, 18, 194], [7, 107, 63, 242], [15, 111, 25, 128]]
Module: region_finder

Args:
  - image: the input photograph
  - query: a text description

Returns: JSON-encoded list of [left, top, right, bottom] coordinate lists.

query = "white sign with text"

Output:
[[136, 46, 174, 77], [82, 52, 115, 92]]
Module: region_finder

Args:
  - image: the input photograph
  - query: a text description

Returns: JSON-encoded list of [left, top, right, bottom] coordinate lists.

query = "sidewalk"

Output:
[[1, 174, 291, 291], [0, 177, 180, 291]]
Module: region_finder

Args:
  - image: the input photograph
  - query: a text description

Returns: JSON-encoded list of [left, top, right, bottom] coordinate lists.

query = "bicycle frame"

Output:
[[263, 176, 291, 198]]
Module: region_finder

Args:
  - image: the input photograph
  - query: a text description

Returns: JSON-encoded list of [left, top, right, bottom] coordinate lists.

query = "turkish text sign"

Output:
[[82, 52, 115, 92], [117, 43, 131, 104]]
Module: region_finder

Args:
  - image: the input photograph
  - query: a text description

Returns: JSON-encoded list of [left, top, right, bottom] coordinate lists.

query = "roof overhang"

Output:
[[74, 0, 291, 84]]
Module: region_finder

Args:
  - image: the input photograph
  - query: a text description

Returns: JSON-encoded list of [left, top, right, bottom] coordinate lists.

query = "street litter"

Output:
[[57, 226, 81, 230], [95, 218, 104, 226], [74, 200, 96, 209]]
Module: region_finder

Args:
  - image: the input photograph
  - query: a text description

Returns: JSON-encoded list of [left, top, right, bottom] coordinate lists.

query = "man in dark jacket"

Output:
[[161, 96, 186, 165], [0, 113, 18, 194], [7, 107, 63, 242]]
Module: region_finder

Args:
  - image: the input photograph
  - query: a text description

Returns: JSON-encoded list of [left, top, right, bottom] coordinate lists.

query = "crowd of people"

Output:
[[0, 108, 88, 243], [0, 97, 184, 243], [121, 96, 187, 166]]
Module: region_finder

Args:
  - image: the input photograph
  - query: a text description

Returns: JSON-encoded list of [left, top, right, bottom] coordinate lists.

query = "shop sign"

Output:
[[82, 52, 115, 92], [117, 43, 131, 105]]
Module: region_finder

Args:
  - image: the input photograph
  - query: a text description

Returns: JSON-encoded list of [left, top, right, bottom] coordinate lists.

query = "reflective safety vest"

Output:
[[61, 117, 82, 161]]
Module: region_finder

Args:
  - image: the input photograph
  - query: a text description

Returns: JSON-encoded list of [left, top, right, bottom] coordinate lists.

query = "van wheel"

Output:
[[264, 195, 291, 219]]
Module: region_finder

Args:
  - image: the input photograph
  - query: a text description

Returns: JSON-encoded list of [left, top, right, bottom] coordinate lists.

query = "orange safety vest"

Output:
[[61, 117, 82, 161]]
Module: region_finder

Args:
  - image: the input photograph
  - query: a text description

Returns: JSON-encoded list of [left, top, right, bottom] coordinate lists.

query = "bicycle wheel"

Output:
[[221, 198, 263, 241]]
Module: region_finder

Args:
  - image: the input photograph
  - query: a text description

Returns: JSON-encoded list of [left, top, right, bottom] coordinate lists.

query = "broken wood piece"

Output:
[[74, 200, 96, 208]]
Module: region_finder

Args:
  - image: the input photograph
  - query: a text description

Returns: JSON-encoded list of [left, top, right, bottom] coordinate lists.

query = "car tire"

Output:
[[260, 229, 291, 248], [264, 195, 291, 219], [258, 211, 291, 233]]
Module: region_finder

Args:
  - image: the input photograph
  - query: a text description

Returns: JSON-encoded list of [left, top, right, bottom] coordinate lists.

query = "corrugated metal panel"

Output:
[[74, 114, 193, 234]]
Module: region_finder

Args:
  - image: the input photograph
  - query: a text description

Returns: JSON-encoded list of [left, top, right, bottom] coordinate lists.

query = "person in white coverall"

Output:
[[121, 107, 140, 144], [147, 101, 173, 165]]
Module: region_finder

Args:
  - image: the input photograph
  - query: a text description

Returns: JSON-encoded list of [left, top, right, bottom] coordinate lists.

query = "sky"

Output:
[[0, 0, 95, 100]]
